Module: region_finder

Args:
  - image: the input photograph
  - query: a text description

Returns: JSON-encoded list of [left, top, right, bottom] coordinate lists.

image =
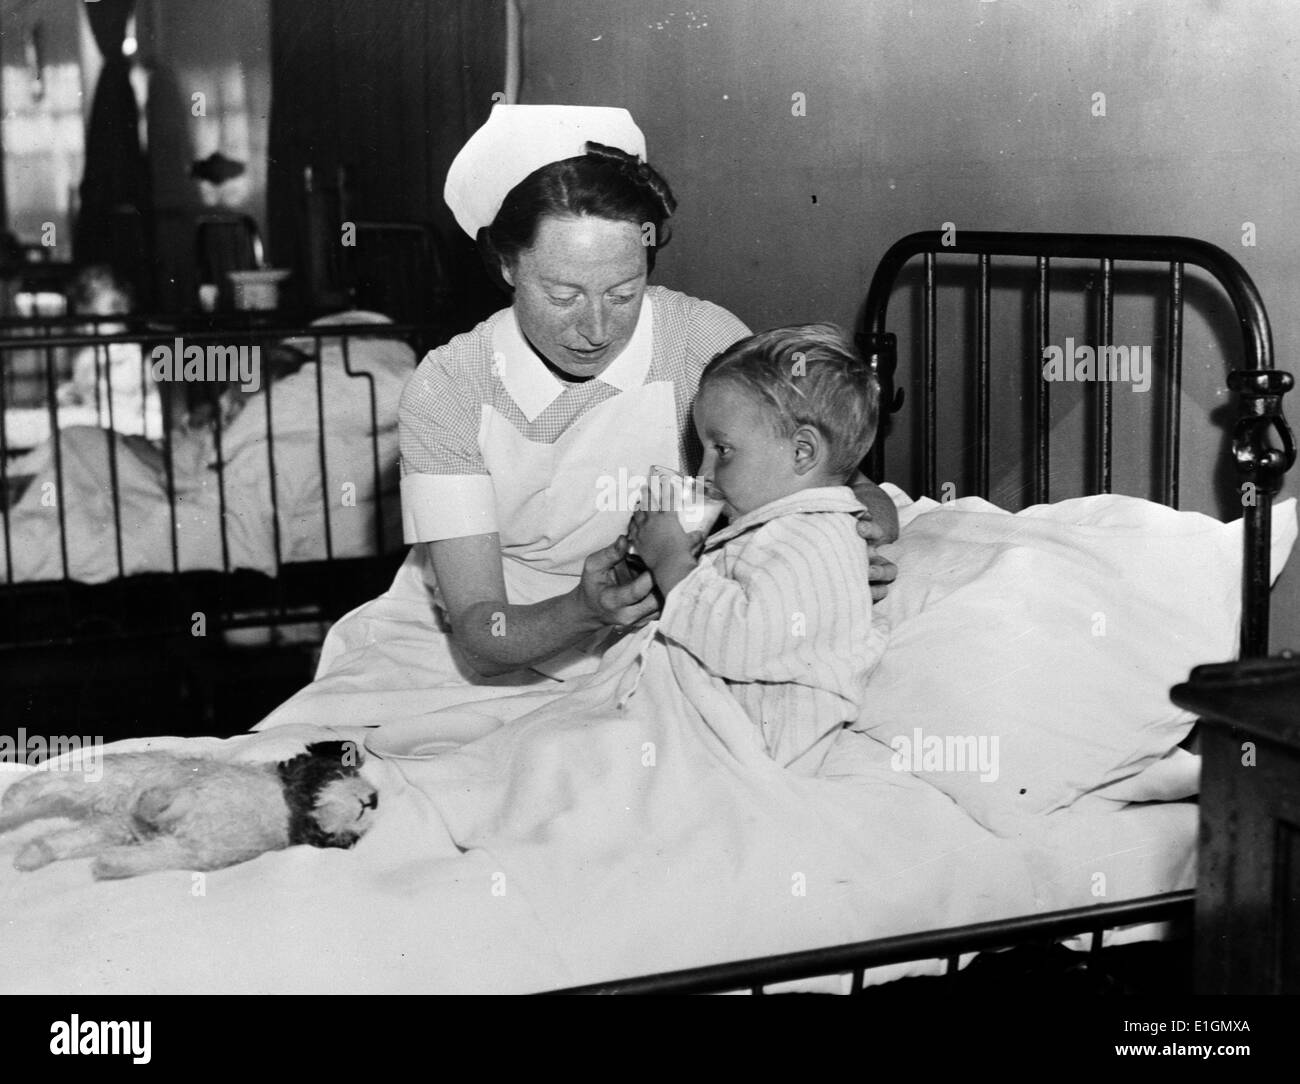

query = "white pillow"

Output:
[[856, 486, 1297, 831]]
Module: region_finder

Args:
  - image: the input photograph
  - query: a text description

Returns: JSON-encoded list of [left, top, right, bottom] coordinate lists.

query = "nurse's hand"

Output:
[[851, 474, 900, 602], [576, 536, 660, 630], [856, 514, 899, 603]]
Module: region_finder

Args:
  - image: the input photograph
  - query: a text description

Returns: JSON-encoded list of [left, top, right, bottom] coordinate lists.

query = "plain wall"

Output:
[[517, 0, 1300, 651]]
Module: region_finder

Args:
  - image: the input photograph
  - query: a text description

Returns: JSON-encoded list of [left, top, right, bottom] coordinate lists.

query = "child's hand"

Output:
[[608, 536, 642, 587], [628, 507, 693, 572]]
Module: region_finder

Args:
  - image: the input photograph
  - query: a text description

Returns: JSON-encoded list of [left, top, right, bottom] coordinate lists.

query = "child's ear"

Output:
[[791, 425, 825, 476]]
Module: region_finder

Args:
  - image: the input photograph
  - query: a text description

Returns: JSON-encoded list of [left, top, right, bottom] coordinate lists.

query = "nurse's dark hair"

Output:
[[699, 324, 880, 482], [480, 141, 677, 284]]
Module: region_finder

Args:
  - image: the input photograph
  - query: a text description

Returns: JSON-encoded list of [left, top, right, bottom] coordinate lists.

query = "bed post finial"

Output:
[[1229, 369, 1295, 498], [857, 331, 902, 482], [1229, 367, 1295, 657]]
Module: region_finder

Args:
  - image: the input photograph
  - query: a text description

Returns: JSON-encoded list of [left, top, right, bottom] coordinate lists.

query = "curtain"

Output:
[[267, 0, 505, 320], [73, 0, 151, 303]]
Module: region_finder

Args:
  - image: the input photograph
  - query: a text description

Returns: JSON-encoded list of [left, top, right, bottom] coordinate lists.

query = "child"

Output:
[[59, 265, 162, 438], [627, 323, 887, 775]]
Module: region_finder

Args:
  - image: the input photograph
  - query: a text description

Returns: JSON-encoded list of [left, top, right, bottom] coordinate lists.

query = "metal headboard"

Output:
[[857, 230, 1295, 657]]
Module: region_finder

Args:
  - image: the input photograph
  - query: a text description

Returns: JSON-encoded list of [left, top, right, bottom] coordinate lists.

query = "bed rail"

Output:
[[553, 890, 1194, 995], [857, 230, 1295, 658]]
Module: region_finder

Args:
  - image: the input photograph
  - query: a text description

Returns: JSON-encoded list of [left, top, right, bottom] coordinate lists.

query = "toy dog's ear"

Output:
[[302, 741, 364, 768]]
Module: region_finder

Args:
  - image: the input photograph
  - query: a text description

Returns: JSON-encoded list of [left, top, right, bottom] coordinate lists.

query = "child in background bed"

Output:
[[58, 265, 163, 438], [627, 324, 887, 775]]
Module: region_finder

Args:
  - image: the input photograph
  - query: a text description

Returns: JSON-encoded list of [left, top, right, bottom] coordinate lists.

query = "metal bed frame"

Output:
[[0, 313, 441, 659], [556, 230, 1295, 994]]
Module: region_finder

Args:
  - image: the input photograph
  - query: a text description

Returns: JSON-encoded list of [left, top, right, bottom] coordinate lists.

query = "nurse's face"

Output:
[[502, 215, 648, 378]]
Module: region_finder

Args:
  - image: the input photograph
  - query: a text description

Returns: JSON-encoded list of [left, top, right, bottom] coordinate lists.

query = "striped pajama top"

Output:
[[657, 486, 889, 776]]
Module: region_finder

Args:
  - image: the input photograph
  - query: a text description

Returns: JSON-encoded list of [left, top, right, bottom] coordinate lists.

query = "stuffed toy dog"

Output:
[[0, 741, 378, 880]]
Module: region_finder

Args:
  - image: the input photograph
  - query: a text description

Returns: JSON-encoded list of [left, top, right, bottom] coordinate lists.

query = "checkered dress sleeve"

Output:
[[397, 331, 499, 543], [399, 348, 489, 478]]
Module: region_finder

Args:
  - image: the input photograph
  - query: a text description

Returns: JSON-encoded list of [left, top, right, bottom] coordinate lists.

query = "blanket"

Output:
[[0, 625, 1045, 992], [1, 484, 1215, 992]]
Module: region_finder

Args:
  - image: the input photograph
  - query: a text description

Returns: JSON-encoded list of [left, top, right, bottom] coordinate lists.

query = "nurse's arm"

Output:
[[425, 534, 658, 678]]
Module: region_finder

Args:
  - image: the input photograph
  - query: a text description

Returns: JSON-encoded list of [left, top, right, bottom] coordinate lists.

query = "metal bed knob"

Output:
[[856, 330, 905, 414], [856, 331, 904, 483], [1229, 368, 1296, 497]]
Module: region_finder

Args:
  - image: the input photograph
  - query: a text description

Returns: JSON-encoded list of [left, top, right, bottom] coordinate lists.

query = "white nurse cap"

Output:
[[444, 104, 648, 237]]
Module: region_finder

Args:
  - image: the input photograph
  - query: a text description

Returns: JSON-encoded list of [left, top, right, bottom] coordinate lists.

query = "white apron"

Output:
[[256, 361, 680, 730]]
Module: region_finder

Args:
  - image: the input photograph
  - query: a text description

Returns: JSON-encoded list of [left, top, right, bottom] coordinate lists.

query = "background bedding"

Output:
[[0, 322, 412, 583]]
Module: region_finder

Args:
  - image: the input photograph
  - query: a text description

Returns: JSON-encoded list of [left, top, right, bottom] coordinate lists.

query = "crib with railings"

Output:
[[0, 312, 443, 734]]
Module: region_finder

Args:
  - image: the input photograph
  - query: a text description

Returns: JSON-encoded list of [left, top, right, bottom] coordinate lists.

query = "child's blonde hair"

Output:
[[699, 323, 879, 481]]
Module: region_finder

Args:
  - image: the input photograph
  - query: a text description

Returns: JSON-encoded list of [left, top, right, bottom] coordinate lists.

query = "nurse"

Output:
[[257, 104, 897, 729]]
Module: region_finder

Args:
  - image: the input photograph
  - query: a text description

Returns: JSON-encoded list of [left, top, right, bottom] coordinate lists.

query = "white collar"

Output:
[[703, 486, 865, 552], [492, 292, 655, 422]]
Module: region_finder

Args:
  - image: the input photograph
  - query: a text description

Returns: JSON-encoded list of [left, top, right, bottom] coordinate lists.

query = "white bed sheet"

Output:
[[0, 717, 1196, 995], [764, 731, 1197, 993]]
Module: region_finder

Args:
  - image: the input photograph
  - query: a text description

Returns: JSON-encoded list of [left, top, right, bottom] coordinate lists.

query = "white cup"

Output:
[[628, 465, 725, 560]]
